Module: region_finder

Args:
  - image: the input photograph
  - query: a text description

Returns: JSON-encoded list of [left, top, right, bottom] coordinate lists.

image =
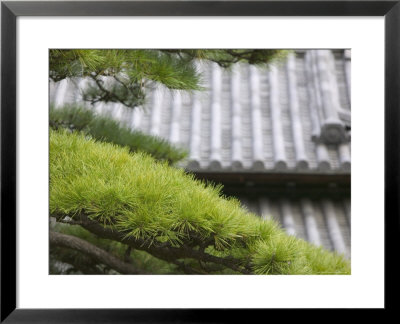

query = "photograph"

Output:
[[48, 49, 351, 275]]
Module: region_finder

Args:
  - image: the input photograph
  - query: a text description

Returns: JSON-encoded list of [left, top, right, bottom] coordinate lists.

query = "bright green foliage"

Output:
[[50, 131, 350, 275], [50, 49, 289, 108], [50, 105, 187, 164]]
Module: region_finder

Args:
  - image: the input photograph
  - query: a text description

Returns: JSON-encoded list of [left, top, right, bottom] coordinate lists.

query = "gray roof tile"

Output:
[[50, 50, 351, 174], [240, 196, 351, 258]]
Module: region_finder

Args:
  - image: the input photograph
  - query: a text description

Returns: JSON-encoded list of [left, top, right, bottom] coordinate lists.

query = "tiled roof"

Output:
[[50, 49, 351, 174], [239, 195, 350, 258]]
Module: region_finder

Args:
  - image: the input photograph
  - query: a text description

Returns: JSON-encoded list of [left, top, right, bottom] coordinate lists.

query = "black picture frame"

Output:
[[1, 0, 398, 322]]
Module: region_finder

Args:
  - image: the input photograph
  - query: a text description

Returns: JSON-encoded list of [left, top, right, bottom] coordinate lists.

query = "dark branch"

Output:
[[50, 246, 105, 274], [49, 231, 147, 274]]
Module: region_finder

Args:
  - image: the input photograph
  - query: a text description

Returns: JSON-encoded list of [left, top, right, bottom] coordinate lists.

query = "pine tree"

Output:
[[49, 49, 350, 275]]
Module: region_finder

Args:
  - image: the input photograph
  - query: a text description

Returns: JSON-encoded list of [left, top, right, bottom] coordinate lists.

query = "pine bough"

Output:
[[50, 131, 350, 275]]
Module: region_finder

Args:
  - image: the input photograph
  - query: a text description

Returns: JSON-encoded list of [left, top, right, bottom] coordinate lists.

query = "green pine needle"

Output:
[[50, 131, 350, 275]]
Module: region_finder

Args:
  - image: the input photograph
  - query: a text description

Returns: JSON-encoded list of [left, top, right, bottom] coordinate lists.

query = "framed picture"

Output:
[[1, 0, 398, 321]]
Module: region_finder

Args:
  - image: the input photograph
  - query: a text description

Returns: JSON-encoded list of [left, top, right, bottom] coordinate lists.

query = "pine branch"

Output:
[[54, 213, 250, 274], [89, 75, 141, 108], [50, 49, 288, 108], [49, 105, 188, 164], [49, 231, 147, 274], [50, 131, 351, 275]]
